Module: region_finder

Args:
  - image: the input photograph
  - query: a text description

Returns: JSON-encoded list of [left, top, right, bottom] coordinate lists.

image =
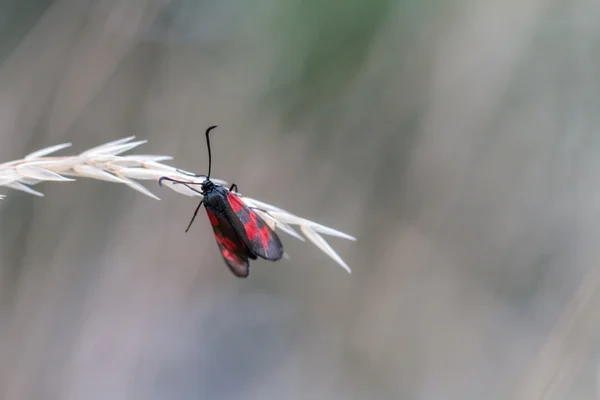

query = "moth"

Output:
[[159, 126, 283, 277]]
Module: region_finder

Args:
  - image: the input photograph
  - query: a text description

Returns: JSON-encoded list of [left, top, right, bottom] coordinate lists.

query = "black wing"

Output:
[[224, 192, 284, 261], [205, 208, 255, 278]]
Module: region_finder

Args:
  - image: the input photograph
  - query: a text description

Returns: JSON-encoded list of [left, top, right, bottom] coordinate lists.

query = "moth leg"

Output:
[[229, 183, 238, 192], [159, 176, 202, 187], [159, 177, 204, 196], [249, 206, 268, 213], [175, 168, 206, 179], [185, 200, 204, 233]]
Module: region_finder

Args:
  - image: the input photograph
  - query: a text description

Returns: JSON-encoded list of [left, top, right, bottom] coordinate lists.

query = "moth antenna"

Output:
[[205, 125, 217, 180]]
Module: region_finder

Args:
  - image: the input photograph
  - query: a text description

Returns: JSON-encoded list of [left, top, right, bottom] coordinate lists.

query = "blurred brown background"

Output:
[[1, 0, 600, 399]]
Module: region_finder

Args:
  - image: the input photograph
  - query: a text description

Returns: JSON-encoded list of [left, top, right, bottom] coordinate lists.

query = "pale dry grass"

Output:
[[0, 136, 355, 272]]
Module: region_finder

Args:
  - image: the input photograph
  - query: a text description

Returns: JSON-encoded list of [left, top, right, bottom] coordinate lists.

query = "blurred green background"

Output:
[[2, 0, 600, 399]]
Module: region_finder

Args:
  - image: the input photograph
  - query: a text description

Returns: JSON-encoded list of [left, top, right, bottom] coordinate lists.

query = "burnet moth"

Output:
[[159, 126, 284, 278]]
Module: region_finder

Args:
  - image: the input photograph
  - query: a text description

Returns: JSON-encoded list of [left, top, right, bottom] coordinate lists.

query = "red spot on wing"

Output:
[[206, 210, 219, 226], [249, 212, 271, 250], [228, 192, 245, 212], [258, 226, 271, 250], [222, 249, 237, 262], [216, 234, 238, 251], [243, 212, 270, 248], [245, 216, 259, 241]]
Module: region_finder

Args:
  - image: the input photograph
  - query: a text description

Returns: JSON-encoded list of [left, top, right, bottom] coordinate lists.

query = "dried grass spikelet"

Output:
[[0, 136, 355, 272]]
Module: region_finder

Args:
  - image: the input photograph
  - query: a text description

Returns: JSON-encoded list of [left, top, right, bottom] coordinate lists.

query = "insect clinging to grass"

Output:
[[159, 126, 284, 278]]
